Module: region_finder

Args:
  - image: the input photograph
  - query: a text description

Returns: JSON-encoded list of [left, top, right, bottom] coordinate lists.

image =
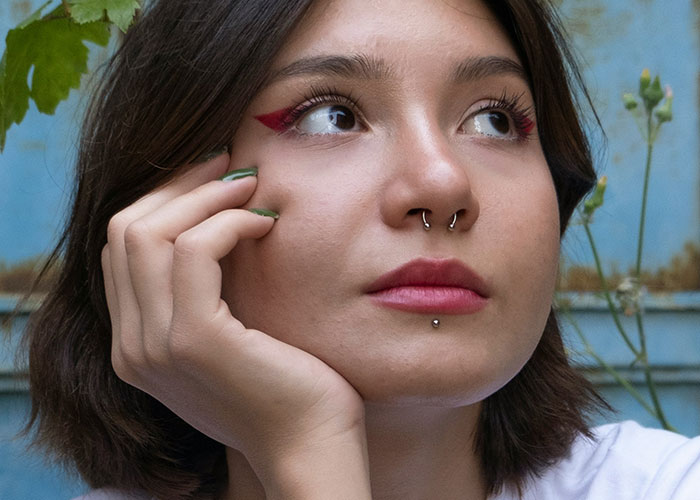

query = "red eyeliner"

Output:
[[522, 117, 535, 135], [254, 107, 294, 132]]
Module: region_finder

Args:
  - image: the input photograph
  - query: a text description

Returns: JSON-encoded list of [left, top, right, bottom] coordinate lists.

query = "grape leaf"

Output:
[[69, 0, 140, 32], [0, 6, 110, 151]]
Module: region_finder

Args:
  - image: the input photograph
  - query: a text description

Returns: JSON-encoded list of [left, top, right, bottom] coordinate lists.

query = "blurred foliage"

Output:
[[0, 0, 139, 150]]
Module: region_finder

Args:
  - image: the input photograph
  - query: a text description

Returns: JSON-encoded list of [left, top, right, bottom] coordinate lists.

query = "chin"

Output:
[[330, 349, 528, 409]]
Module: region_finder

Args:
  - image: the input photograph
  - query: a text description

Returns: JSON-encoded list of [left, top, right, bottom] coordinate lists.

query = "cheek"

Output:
[[488, 170, 560, 341], [220, 178, 359, 335]]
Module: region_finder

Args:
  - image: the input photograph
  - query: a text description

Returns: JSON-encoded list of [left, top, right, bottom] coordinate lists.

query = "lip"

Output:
[[366, 258, 489, 314]]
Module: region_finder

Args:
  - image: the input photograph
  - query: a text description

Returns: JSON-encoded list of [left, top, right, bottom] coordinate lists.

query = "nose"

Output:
[[380, 119, 480, 233]]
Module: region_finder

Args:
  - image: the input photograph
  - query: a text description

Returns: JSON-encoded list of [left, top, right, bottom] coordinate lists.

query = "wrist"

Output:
[[255, 421, 372, 500]]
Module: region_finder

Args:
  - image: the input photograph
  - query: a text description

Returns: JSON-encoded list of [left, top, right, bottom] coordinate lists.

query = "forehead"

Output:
[[272, 0, 519, 74]]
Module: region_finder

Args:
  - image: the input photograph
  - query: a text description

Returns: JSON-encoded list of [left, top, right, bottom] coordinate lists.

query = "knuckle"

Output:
[[111, 349, 137, 383], [100, 245, 110, 270], [106, 212, 130, 243], [115, 335, 147, 373], [123, 219, 154, 252], [142, 338, 170, 370], [173, 232, 203, 260]]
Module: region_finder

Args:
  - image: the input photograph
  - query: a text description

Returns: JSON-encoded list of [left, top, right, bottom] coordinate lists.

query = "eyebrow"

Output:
[[265, 53, 528, 86]]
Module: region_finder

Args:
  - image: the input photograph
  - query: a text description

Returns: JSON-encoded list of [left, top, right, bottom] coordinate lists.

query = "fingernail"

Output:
[[196, 145, 229, 163], [248, 208, 279, 219], [219, 166, 258, 182]]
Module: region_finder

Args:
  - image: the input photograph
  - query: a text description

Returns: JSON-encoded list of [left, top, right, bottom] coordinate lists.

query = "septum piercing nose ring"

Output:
[[421, 210, 458, 231], [448, 212, 458, 231], [422, 210, 431, 230]]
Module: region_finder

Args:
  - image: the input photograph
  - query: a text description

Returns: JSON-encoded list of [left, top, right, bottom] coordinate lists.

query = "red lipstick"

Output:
[[254, 107, 294, 132], [366, 258, 489, 315]]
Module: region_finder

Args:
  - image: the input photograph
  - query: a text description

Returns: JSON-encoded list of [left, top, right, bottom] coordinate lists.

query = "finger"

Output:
[[106, 212, 144, 357], [171, 210, 277, 330], [106, 153, 232, 355], [118, 153, 233, 232], [125, 176, 258, 336], [132, 174, 258, 244], [101, 245, 120, 341]]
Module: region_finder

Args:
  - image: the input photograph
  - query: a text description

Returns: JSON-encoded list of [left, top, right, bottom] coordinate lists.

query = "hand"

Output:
[[101, 154, 371, 498]]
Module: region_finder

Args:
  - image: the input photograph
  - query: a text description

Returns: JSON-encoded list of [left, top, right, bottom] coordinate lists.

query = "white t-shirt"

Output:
[[494, 420, 700, 500], [73, 421, 700, 500]]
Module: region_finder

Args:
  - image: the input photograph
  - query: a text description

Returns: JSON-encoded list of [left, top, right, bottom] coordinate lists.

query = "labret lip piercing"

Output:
[[422, 210, 459, 329]]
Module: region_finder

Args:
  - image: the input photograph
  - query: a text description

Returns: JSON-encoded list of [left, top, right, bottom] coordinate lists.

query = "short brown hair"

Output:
[[19, 1, 607, 498]]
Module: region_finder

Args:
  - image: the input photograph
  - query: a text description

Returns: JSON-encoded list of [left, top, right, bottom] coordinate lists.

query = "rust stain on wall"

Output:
[[567, 5, 606, 38], [0, 256, 59, 294], [559, 242, 700, 291], [563, 2, 633, 54]]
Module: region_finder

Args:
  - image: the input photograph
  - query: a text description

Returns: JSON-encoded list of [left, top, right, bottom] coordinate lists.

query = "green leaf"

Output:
[[0, 7, 110, 151], [69, 0, 140, 32]]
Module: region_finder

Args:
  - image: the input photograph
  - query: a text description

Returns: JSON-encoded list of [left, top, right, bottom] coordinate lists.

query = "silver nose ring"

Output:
[[448, 212, 457, 231], [421, 210, 458, 231], [422, 210, 431, 230]]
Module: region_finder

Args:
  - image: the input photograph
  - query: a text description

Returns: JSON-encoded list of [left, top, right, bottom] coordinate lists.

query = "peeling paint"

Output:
[[559, 242, 700, 291]]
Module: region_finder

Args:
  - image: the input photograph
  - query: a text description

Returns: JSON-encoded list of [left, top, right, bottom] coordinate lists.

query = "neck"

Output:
[[223, 402, 487, 500]]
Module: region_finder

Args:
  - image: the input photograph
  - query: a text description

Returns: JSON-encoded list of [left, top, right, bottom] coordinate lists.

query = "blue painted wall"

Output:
[[1, 0, 699, 497]]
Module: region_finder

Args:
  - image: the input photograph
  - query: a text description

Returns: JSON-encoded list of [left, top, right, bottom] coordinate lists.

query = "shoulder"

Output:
[[71, 489, 153, 500], [510, 420, 700, 500]]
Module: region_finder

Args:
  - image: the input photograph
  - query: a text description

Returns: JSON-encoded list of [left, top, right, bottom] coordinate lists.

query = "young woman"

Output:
[[21, 0, 700, 499]]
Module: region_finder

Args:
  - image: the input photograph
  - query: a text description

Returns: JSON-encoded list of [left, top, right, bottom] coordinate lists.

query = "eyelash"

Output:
[[468, 90, 535, 141], [282, 85, 363, 134], [280, 86, 535, 140]]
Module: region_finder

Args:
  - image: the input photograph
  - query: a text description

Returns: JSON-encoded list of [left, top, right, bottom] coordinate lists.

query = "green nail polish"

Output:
[[248, 208, 279, 219], [219, 167, 258, 181]]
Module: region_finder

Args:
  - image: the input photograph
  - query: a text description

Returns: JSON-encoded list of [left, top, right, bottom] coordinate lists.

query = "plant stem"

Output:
[[630, 112, 675, 431], [563, 308, 657, 417], [636, 114, 654, 277], [634, 313, 674, 430], [583, 221, 639, 355]]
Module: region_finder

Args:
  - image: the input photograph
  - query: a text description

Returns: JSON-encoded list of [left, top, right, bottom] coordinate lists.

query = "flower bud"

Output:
[[639, 68, 651, 93], [655, 85, 673, 123], [583, 176, 607, 218], [623, 92, 638, 110], [642, 75, 664, 110]]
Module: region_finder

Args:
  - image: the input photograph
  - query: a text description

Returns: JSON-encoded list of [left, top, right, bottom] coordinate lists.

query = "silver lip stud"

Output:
[[432, 319, 440, 328]]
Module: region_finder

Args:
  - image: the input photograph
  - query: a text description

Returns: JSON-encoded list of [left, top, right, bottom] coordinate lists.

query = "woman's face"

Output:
[[222, 0, 560, 406]]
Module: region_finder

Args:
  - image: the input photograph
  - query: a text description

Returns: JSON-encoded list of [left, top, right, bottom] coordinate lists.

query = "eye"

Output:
[[459, 92, 535, 142], [297, 104, 359, 135], [469, 110, 513, 138]]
